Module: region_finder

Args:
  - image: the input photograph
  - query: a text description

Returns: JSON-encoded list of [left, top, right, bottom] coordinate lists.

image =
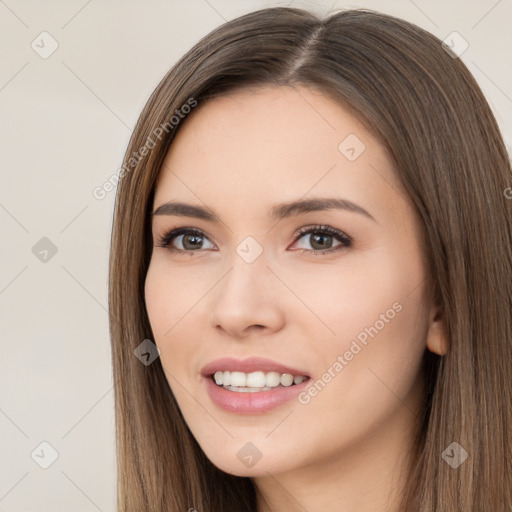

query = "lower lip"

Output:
[[203, 375, 310, 415]]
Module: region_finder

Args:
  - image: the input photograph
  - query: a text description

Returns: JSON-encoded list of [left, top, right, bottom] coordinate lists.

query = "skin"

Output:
[[144, 85, 447, 512]]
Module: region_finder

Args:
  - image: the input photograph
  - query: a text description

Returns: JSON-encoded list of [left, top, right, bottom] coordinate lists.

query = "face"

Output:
[[144, 85, 441, 478]]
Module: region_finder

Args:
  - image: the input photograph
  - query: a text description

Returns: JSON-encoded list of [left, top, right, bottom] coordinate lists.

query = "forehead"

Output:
[[163, 85, 375, 166], [154, 85, 402, 220]]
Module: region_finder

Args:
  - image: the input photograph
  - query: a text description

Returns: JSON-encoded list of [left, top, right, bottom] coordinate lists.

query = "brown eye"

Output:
[[179, 233, 206, 250], [290, 225, 352, 254], [157, 228, 215, 252]]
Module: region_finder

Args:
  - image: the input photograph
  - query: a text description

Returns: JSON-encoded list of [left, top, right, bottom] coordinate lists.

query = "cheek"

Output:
[[144, 259, 209, 337], [277, 244, 425, 343], [299, 249, 429, 420], [144, 263, 171, 340], [287, 241, 428, 393], [144, 261, 203, 378]]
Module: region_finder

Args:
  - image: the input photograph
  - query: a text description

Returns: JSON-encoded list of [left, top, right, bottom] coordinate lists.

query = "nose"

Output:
[[208, 254, 286, 339]]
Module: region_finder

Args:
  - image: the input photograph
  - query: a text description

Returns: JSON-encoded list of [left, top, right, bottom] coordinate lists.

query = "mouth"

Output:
[[200, 356, 312, 414], [210, 370, 309, 392]]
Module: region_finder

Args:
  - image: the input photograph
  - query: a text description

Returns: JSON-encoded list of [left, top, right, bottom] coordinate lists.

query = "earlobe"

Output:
[[426, 311, 449, 356]]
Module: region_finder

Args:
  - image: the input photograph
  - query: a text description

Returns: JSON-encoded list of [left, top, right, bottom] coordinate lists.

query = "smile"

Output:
[[201, 356, 312, 414], [213, 370, 307, 391]]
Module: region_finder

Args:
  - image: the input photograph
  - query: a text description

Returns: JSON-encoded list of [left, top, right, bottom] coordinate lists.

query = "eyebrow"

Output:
[[152, 197, 376, 223]]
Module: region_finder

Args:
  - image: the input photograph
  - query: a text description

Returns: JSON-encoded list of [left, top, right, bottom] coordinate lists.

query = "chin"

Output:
[[198, 439, 300, 478]]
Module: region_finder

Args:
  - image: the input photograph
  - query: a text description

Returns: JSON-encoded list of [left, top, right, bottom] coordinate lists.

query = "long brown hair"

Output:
[[108, 7, 512, 511]]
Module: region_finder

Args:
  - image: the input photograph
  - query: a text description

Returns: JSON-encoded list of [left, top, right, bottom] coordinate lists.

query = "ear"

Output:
[[426, 306, 449, 356]]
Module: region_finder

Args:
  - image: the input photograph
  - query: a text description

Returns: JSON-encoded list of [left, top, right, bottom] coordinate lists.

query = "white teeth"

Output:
[[280, 373, 294, 387], [246, 371, 266, 387], [229, 371, 246, 387], [212, 370, 308, 390], [224, 385, 272, 392], [265, 371, 281, 387]]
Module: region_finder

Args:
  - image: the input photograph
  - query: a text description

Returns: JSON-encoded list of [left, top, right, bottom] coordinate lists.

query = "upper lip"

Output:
[[201, 356, 310, 377]]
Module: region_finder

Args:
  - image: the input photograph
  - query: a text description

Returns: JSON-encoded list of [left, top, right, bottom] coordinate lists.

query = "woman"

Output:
[[108, 7, 512, 511]]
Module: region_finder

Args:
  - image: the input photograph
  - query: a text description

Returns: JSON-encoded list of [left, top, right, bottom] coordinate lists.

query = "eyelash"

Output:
[[156, 225, 353, 256]]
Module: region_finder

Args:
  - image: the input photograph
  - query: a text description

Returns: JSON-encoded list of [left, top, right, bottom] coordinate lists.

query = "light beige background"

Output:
[[1, 1, 510, 510]]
